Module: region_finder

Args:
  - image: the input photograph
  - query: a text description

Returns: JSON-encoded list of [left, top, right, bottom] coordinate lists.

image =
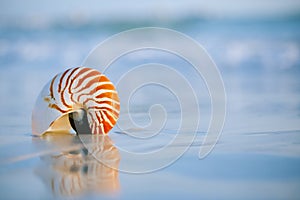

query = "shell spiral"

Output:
[[32, 67, 120, 135]]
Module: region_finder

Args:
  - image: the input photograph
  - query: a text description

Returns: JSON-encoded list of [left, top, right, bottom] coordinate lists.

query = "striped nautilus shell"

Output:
[[32, 67, 120, 135]]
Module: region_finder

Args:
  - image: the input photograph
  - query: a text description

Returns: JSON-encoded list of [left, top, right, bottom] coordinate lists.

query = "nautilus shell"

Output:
[[32, 67, 120, 135]]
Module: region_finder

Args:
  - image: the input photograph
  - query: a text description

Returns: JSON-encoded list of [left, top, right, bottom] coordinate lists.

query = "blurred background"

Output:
[[0, 0, 299, 133], [0, 0, 300, 199]]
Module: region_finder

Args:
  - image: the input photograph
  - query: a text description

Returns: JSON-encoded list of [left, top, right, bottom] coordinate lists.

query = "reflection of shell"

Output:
[[34, 134, 120, 196], [32, 67, 120, 135]]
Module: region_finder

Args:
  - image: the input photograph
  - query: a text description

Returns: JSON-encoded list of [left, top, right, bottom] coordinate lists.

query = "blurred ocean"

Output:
[[0, 6, 300, 200]]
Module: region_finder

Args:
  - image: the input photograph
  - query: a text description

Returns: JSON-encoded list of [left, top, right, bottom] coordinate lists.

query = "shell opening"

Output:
[[44, 113, 73, 134], [43, 109, 90, 135], [68, 109, 92, 135]]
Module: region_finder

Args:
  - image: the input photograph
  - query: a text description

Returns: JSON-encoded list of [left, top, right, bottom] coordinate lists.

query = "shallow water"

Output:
[[1, 131, 300, 200], [0, 16, 300, 199]]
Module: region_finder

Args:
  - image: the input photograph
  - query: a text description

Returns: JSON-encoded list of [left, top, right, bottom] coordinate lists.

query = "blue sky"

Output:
[[1, 0, 300, 21]]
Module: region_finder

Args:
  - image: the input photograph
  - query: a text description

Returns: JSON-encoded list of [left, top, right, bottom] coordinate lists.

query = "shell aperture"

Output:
[[32, 67, 120, 135]]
